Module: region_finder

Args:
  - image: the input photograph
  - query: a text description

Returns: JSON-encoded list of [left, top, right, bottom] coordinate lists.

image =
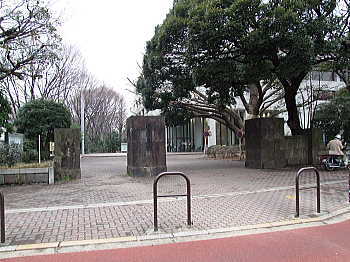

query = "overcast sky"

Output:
[[52, 0, 174, 113]]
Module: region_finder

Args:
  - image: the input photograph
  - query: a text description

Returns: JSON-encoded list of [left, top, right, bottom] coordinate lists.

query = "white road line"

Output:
[[6, 179, 347, 214]]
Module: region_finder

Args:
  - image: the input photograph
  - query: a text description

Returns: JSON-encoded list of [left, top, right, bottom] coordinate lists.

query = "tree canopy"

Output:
[[331, 39, 350, 92], [138, 0, 350, 135], [0, 90, 12, 134], [314, 88, 350, 142], [15, 99, 72, 142]]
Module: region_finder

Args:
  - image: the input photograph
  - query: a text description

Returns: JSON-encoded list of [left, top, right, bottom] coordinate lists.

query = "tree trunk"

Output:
[[284, 87, 303, 135]]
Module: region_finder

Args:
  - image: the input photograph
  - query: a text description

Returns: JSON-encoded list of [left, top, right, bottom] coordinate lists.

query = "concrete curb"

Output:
[[1, 206, 350, 259], [81, 153, 127, 158], [81, 152, 205, 158]]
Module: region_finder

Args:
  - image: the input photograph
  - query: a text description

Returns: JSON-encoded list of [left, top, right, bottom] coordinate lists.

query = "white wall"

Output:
[[193, 118, 203, 151]]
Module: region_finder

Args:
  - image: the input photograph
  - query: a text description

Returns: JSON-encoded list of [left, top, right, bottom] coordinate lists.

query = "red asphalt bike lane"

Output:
[[4, 220, 350, 262]]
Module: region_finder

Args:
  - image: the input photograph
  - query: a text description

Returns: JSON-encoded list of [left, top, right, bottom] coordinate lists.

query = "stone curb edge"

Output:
[[1, 206, 350, 258], [81, 152, 204, 158]]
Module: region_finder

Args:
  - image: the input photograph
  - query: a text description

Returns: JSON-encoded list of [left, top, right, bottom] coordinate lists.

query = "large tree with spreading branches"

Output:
[[137, 0, 350, 135]]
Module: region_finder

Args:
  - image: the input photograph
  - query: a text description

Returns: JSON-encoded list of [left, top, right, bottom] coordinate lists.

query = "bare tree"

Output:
[[27, 45, 85, 102], [115, 95, 127, 144], [70, 85, 127, 152], [68, 72, 100, 126], [1, 45, 86, 114], [0, 0, 61, 81]]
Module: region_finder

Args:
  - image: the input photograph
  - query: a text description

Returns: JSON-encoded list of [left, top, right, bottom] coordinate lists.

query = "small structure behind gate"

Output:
[[153, 172, 191, 232]]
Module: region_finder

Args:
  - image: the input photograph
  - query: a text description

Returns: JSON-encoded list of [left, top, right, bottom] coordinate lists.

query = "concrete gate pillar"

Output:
[[127, 116, 167, 176], [245, 118, 286, 169], [54, 128, 81, 180], [310, 128, 325, 164]]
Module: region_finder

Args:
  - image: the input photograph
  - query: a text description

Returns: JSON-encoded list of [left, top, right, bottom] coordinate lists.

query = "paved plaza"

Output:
[[1, 154, 349, 246]]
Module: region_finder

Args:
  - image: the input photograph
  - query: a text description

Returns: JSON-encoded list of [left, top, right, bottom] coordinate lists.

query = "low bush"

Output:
[[0, 144, 22, 167], [21, 149, 39, 163], [206, 145, 243, 160], [23, 139, 36, 151]]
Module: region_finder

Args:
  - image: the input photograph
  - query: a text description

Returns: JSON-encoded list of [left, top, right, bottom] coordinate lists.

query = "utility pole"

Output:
[[38, 135, 41, 164], [81, 92, 85, 155]]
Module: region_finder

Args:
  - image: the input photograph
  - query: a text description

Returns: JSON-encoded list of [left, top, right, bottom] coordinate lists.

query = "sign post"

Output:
[[38, 135, 41, 164]]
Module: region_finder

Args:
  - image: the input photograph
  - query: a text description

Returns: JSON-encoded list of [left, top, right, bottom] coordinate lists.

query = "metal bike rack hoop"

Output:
[[0, 192, 4, 243], [295, 167, 320, 218], [153, 172, 191, 232]]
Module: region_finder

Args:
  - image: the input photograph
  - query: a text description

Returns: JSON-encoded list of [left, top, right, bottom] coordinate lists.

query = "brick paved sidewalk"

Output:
[[1, 155, 347, 209], [1, 155, 349, 246]]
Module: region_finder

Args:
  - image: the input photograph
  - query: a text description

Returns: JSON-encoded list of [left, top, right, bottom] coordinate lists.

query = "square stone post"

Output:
[[245, 118, 286, 169], [127, 116, 167, 176], [54, 128, 81, 180]]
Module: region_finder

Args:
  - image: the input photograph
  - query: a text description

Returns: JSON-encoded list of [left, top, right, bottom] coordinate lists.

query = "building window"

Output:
[[311, 71, 336, 81], [315, 90, 336, 101]]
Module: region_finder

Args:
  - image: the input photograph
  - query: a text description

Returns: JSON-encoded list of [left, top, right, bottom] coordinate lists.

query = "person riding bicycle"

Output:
[[327, 135, 346, 164]]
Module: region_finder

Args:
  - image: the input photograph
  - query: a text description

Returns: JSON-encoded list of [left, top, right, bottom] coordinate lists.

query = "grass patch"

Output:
[[0, 161, 53, 169], [62, 175, 72, 182]]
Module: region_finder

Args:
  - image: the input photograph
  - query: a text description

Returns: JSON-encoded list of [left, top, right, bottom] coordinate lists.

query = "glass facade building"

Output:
[[166, 117, 240, 152]]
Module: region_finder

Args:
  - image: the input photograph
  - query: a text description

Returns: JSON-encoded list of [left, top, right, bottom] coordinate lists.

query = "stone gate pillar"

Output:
[[245, 118, 286, 169], [311, 128, 326, 165], [127, 116, 167, 176], [54, 128, 81, 180]]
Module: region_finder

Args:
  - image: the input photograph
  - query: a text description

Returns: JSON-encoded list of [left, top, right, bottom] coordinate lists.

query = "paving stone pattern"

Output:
[[1, 155, 349, 245]]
